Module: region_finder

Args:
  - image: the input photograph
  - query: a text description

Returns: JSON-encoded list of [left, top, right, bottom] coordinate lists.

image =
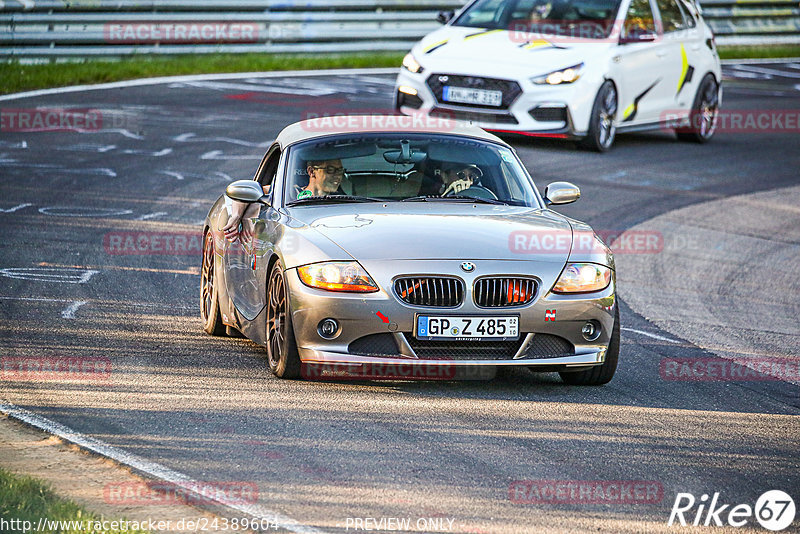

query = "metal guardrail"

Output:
[[0, 0, 797, 59]]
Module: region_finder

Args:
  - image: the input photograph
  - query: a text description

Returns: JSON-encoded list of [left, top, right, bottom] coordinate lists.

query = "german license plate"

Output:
[[442, 86, 503, 107], [416, 315, 519, 341]]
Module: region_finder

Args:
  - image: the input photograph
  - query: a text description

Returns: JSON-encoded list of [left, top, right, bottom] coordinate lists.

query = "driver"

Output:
[[419, 162, 483, 196]]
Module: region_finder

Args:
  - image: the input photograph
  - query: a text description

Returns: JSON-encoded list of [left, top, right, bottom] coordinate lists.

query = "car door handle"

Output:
[[656, 51, 668, 57], [690, 44, 700, 51]]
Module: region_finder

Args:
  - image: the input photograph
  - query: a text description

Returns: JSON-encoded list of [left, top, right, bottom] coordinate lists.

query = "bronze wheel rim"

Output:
[[201, 232, 214, 323], [267, 267, 287, 367]]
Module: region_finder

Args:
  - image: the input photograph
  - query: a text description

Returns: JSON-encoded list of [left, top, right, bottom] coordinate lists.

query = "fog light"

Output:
[[318, 318, 339, 339], [581, 321, 601, 341]]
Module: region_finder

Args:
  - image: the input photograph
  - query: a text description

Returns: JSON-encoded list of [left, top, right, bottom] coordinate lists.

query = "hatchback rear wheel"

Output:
[[677, 73, 719, 143]]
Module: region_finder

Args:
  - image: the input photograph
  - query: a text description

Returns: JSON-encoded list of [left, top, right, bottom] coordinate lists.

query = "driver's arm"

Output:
[[223, 184, 270, 241], [442, 177, 473, 196]]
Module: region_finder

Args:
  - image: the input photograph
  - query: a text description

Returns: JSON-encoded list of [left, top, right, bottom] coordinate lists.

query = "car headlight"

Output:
[[531, 63, 584, 85], [297, 261, 379, 293], [552, 263, 611, 294], [402, 53, 424, 74]]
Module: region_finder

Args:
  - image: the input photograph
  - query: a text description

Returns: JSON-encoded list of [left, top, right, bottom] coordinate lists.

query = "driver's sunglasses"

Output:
[[456, 169, 482, 181], [312, 165, 346, 175]]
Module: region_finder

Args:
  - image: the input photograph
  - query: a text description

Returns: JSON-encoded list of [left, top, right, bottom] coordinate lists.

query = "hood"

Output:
[[413, 26, 612, 76], [292, 204, 574, 263]]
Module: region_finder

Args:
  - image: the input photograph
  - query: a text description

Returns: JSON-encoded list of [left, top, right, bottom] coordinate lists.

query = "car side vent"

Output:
[[474, 277, 538, 307], [394, 277, 464, 307]]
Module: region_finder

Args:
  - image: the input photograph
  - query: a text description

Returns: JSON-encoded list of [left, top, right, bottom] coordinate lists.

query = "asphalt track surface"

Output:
[[1, 62, 799, 533]]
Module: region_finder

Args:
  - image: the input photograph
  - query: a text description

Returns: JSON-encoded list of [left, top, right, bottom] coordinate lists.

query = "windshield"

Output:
[[452, 0, 624, 39], [282, 133, 542, 208]]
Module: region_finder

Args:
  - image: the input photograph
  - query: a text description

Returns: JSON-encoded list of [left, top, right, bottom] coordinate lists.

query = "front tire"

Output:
[[676, 73, 719, 143], [266, 260, 301, 379], [578, 81, 617, 152], [559, 306, 620, 385], [200, 229, 226, 336]]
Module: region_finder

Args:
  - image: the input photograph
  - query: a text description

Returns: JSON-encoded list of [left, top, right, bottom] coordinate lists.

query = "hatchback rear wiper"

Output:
[[286, 195, 382, 206], [402, 195, 508, 205]]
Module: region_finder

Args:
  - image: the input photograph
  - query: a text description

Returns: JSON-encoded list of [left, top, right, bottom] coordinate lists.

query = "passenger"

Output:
[[223, 158, 345, 242], [297, 159, 345, 199]]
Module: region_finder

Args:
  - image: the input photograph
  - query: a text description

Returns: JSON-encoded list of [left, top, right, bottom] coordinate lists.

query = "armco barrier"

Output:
[[0, 0, 796, 60]]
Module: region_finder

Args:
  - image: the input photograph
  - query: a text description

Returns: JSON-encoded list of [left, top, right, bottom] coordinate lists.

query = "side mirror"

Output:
[[437, 10, 454, 24], [225, 180, 268, 204], [619, 30, 658, 44], [544, 181, 580, 205]]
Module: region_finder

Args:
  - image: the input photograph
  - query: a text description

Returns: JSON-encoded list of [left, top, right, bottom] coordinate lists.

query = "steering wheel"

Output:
[[445, 185, 499, 200]]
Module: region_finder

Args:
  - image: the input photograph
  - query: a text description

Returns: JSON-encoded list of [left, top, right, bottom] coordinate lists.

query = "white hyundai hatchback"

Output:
[[394, 0, 722, 151]]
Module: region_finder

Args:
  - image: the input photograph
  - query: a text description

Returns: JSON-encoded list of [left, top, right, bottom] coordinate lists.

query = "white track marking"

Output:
[[0, 68, 398, 102], [621, 327, 681, 343], [61, 300, 87, 319], [169, 80, 335, 96], [101, 129, 144, 139], [0, 296, 74, 303], [0, 268, 99, 284], [38, 207, 133, 217], [122, 147, 172, 157], [137, 212, 168, 220], [214, 171, 234, 181], [56, 143, 117, 153], [173, 132, 272, 147], [4, 164, 118, 177], [200, 150, 261, 160], [0, 403, 327, 534], [159, 170, 184, 180], [0, 203, 32, 213], [733, 65, 800, 79], [0, 140, 27, 149], [721, 57, 800, 65]]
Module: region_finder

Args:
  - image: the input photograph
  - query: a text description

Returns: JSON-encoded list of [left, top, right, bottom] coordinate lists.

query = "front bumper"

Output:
[[395, 68, 597, 136], [286, 259, 616, 375]]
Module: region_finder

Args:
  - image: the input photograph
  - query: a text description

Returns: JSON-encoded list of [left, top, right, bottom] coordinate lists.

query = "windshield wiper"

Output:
[[402, 195, 508, 205], [286, 195, 382, 206]]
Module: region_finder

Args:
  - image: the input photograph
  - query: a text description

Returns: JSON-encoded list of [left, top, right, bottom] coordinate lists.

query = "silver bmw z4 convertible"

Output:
[[201, 116, 619, 385]]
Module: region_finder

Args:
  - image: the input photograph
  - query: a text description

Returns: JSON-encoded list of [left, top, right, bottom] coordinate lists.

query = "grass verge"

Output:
[[717, 44, 800, 60], [0, 45, 797, 96], [0, 467, 149, 534], [0, 52, 404, 95]]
